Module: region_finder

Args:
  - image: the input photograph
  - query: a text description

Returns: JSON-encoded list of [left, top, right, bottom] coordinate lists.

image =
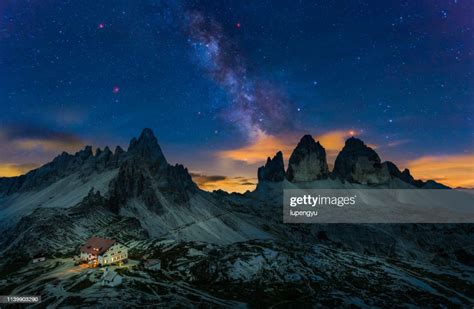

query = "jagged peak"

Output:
[[299, 134, 317, 145], [96, 146, 112, 157], [287, 134, 329, 182], [338, 137, 380, 161], [114, 145, 124, 156], [332, 136, 387, 184], [345, 136, 364, 145], [272, 151, 283, 161], [258, 151, 285, 182], [294, 135, 325, 151], [53, 151, 71, 160], [128, 128, 168, 165], [140, 128, 155, 139], [75, 145, 93, 160]]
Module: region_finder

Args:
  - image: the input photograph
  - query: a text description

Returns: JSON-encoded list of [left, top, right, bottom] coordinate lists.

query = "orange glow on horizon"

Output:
[[315, 130, 351, 159], [192, 175, 257, 193], [2, 131, 472, 192], [0, 163, 39, 178], [217, 132, 295, 164], [406, 154, 474, 188], [13, 138, 84, 153], [217, 130, 355, 166]]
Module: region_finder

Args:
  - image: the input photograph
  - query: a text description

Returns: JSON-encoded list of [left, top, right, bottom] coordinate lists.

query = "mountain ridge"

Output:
[[0, 128, 472, 308], [0, 128, 449, 195], [258, 134, 448, 189]]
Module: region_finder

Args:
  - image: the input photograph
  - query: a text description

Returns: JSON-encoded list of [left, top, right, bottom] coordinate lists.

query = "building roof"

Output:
[[80, 236, 115, 255]]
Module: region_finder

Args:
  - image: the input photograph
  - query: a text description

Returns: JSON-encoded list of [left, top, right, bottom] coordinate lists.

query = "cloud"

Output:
[[1, 124, 85, 152], [217, 130, 355, 166], [189, 172, 227, 185], [406, 154, 474, 188], [0, 124, 86, 177], [190, 172, 256, 193], [385, 139, 412, 148], [51, 106, 88, 126], [314, 130, 352, 160], [11, 136, 83, 153], [217, 131, 295, 164], [0, 163, 40, 178]]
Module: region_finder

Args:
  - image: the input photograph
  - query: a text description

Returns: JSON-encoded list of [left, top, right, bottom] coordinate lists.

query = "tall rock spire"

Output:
[[128, 128, 168, 167], [286, 135, 329, 182], [333, 137, 390, 185], [257, 151, 286, 182]]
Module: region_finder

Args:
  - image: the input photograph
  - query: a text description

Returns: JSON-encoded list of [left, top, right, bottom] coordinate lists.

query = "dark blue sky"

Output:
[[0, 0, 473, 190]]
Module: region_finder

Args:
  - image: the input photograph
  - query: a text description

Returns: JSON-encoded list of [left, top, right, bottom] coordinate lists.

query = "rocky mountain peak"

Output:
[[114, 145, 124, 156], [344, 136, 365, 147], [382, 161, 449, 189], [76, 146, 93, 161], [95, 146, 112, 158], [258, 151, 285, 182], [333, 137, 390, 185], [383, 161, 416, 184], [128, 128, 168, 166], [286, 135, 329, 182]]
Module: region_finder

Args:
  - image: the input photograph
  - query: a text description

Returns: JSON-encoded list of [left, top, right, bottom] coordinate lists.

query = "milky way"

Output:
[[185, 10, 293, 141], [0, 0, 472, 189]]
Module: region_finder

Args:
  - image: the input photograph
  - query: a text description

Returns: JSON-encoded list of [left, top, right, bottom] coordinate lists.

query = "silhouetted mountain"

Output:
[[332, 137, 390, 185], [0, 129, 470, 308], [257, 151, 286, 182], [127, 128, 168, 168], [286, 135, 329, 182]]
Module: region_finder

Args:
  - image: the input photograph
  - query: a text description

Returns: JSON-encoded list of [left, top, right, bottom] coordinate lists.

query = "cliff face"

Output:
[[108, 128, 197, 213], [257, 151, 286, 182], [0, 129, 468, 309], [286, 135, 329, 182], [332, 137, 391, 185], [254, 135, 449, 188]]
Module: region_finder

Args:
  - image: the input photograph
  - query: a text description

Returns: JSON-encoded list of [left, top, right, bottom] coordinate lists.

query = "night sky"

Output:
[[1, 0, 473, 191]]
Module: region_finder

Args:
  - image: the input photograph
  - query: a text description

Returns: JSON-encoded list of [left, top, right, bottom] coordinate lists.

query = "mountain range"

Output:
[[0, 128, 472, 308]]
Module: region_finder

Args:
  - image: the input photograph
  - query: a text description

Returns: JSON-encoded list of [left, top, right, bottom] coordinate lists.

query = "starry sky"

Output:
[[1, 0, 473, 191]]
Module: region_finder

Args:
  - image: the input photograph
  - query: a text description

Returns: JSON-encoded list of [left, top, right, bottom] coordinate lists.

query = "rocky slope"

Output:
[[0, 129, 471, 308]]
